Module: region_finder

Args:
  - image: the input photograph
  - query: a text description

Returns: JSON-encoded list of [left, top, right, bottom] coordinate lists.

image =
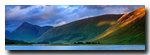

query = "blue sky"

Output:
[[5, 5, 144, 32]]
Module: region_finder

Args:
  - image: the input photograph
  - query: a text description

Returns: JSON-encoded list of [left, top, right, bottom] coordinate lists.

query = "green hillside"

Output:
[[93, 7, 145, 44], [5, 22, 53, 42], [6, 7, 145, 45], [33, 14, 123, 44]]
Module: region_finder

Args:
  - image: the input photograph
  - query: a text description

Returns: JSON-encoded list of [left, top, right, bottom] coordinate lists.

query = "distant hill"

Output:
[[93, 7, 145, 44], [33, 14, 123, 44], [5, 22, 53, 42]]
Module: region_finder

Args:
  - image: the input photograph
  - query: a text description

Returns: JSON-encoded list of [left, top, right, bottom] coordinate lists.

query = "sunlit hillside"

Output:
[[93, 7, 145, 44]]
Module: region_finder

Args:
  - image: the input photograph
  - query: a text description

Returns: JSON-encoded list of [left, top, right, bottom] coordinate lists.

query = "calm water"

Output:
[[5, 45, 145, 50]]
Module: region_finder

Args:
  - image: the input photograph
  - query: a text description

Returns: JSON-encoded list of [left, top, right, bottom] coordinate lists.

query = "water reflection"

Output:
[[5, 45, 145, 50]]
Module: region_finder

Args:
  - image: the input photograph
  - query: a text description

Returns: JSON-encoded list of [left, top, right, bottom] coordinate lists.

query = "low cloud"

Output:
[[55, 21, 66, 27], [83, 5, 112, 9], [43, 21, 66, 27]]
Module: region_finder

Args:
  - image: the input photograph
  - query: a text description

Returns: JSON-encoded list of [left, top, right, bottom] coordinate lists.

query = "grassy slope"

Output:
[[93, 7, 145, 44], [94, 16, 145, 44], [33, 14, 123, 44]]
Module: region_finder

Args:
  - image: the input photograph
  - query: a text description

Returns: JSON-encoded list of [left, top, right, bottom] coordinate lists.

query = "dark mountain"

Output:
[[33, 14, 123, 44], [5, 22, 53, 42], [5, 38, 28, 44], [5, 30, 10, 35], [93, 7, 145, 44]]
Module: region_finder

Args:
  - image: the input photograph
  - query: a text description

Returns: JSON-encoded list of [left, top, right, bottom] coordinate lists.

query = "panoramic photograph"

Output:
[[5, 5, 145, 50]]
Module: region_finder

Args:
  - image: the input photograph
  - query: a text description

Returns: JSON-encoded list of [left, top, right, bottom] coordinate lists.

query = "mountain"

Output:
[[5, 30, 10, 35], [6, 7, 144, 45], [93, 7, 145, 44], [33, 14, 123, 44], [5, 38, 28, 44], [5, 22, 53, 42]]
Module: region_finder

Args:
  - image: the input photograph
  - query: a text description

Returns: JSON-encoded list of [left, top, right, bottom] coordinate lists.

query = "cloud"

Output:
[[44, 21, 66, 27], [96, 5, 145, 14], [5, 5, 32, 10], [55, 21, 66, 26], [83, 5, 111, 9], [5, 5, 52, 22], [28, 7, 41, 14], [5, 21, 22, 32], [19, 5, 32, 9], [118, 5, 145, 12], [5, 6, 28, 21], [5, 5, 145, 32]]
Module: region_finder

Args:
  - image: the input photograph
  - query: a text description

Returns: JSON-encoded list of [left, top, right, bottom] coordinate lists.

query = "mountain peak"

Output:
[[6, 22, 53, 42], [20, 22, 35, 28], [22, 22, 31, 25]]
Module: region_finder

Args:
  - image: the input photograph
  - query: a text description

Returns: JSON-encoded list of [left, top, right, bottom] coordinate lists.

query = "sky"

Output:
[[5, 5, 145, 32]]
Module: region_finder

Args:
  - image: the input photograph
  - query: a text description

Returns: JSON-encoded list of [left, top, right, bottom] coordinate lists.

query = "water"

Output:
[[5, 45, 145, 50]]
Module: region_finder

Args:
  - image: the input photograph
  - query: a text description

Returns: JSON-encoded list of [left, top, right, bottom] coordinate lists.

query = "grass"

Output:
[[93, 7, 145, 45], [33, 14, 123, 44]]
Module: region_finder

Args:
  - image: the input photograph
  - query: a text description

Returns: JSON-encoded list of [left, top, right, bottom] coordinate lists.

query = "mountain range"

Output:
[[5, 7, 145, 44], [32, 14, 123, 44], [5, 22, 53, 42]]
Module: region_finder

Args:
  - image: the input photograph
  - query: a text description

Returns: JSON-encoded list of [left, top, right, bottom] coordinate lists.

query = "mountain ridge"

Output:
[[93, 7, 145, 44], [32, 14, 123, 43], [5, 22, 53, 42], [5, 7, 145, 45]]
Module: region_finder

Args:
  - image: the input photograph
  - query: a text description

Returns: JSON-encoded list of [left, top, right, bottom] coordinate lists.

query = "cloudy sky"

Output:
[[5, 5, 144, 32]]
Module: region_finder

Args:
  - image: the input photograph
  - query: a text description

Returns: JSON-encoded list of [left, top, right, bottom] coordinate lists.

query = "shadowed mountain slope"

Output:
[[5, 22, 53, 42]]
